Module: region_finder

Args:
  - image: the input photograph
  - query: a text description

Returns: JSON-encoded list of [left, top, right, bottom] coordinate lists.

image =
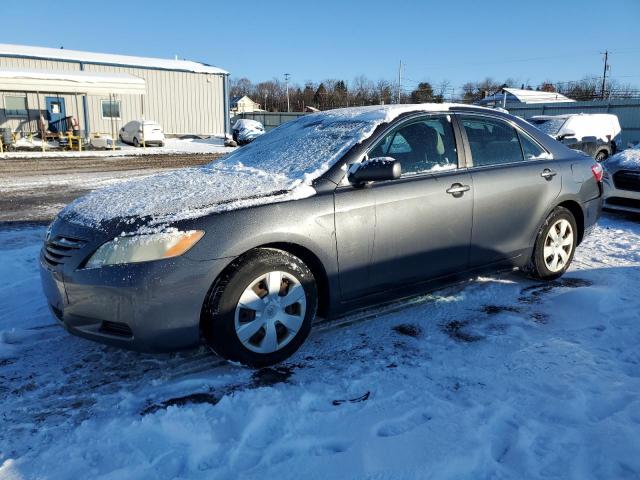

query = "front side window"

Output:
[[5, 95, 28, 117], [369, 116, 458, 176], [101, 100, 121, 119], [460, 116, 524, 167]]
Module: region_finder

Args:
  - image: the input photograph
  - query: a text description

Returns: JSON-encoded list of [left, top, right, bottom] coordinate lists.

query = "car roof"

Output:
[[307, 103, 500, 126]]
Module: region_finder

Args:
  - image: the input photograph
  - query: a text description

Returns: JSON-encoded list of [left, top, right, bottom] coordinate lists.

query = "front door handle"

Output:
[[541, 168, 557, 180], [446, 183, 471, 197]]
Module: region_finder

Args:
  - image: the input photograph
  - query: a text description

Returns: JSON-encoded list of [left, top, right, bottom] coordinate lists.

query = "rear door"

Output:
[[457, 114, 562, 267]]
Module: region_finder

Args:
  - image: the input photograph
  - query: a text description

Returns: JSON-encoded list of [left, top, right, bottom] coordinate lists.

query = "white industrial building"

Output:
[[0, 44, 230, 139]]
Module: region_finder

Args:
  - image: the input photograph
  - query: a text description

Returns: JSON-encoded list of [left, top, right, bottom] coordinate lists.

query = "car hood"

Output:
[[605, 148, 640, 172], [59, 164, 315, 230]]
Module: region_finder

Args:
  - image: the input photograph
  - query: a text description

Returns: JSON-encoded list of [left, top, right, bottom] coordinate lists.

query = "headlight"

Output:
[[85, 230, 204, 268]]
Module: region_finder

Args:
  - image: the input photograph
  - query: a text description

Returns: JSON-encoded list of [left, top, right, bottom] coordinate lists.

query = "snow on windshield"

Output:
[[218, 109, 393, 186], [529, 118, 566, 137]]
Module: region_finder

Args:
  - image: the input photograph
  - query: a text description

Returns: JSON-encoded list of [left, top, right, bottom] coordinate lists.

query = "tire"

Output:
[[133, 137, 140, 148], [595, 150, 608, 162], [526, 206, 578, 281], [202, 248, 317, 367]]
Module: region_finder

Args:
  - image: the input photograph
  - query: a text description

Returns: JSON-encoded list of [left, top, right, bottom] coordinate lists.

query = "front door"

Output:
[[335, 114, 473, 299], [45, 97, 66, 132]]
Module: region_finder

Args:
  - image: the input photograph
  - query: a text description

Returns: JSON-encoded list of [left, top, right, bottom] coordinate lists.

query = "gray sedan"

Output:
[[40, 104, 603, 367]]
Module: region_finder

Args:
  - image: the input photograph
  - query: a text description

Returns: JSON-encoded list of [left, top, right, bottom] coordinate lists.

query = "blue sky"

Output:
[[3, 0, 639, 93]]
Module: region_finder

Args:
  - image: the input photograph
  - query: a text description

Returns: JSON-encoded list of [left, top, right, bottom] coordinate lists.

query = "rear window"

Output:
[[529, 118, 566, 137]]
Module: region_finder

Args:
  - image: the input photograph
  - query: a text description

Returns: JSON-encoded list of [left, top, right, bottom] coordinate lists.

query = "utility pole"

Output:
[[284, 73, 291, 112], [601, 50, 609, 100], [397, 60, 402, 104]]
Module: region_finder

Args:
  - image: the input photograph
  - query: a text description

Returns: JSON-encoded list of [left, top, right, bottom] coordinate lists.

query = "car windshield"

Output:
[[212, 112, 378, 184], [528, 118, 567, 137]]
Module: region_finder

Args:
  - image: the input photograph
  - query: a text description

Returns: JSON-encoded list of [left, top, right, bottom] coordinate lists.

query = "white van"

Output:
[[528, 113, 621, 161]]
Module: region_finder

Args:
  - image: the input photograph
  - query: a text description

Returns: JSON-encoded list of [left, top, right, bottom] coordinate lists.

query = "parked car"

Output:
[[528, 113, 621, 161], [602, 147, 640, 214], [40, 104, 603, 367], [232, 119, 265, 145], [119, 120, 165, 147]]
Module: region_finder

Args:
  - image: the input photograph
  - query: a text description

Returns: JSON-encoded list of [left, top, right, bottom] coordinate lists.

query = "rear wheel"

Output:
[[202, 248, 317, 367], [595, 150, 608, 162], [133, 137, 140, 147], [527, 207, 577, 280]]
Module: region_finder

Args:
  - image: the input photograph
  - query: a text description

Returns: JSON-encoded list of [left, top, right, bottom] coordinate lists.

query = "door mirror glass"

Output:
[[348, 157, 401, 184], [558, 129, 576, 140]]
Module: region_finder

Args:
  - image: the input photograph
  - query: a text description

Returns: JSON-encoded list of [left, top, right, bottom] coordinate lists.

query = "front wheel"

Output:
[[526, 207, 577, 280], [133, 137, 140, 147], [202, 248, 317, 367]]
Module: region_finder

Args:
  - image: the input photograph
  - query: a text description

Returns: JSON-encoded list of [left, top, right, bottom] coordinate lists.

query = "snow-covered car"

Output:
[[603, 147, 640, 214], [40, 104, 603, 367], [119, 120, 165, 147], [232, 119, 265, 145], [528, 113, 621, 161]]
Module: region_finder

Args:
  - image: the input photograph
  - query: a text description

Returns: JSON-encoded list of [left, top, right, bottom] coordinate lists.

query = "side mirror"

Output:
[[557, 129, 576, 140], [348, 157, 401, 184]]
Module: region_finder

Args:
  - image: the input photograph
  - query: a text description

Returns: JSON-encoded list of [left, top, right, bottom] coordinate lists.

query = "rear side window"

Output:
[[518, 131, 549, 160], [369, 115, 458, 176], [461, 116, 523, 167]]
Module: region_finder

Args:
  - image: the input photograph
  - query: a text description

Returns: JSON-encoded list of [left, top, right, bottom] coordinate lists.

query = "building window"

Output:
[[101, 100, 121, 119], [5, 95, 28, 117]]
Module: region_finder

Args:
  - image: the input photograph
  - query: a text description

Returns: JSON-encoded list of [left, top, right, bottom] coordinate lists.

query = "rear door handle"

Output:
[[446, 183, 471, 196], [541, 168, 557, 179]]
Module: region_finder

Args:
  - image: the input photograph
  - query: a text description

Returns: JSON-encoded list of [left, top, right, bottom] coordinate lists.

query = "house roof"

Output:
[[0, 68, 146, 95], [481, 87, 574, 105], [0, 44, 228, 75], [230, 95, 258, 107]]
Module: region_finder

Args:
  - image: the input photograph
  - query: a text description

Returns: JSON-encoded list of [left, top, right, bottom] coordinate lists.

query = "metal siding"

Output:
[[1, 55, 226, 136]]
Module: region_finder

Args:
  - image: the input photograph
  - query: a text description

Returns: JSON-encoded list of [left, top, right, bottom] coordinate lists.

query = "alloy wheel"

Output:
[[543, 219, 574, 273]]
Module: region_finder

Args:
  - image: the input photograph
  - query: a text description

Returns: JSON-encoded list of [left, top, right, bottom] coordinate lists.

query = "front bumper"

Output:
[[603, 174, 640, 214], [40, 251, 232, 352]]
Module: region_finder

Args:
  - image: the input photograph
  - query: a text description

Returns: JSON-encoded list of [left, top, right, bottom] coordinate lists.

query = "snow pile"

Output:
[[0, 137, 234, 159], [1, 215, 640, 478]]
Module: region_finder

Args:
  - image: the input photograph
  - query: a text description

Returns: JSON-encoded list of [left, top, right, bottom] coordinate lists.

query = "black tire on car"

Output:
[[526, 206, 578, 281], [133, 137, 140, 147], [595, 150, 608, 162], [202, 248, 317, 367]]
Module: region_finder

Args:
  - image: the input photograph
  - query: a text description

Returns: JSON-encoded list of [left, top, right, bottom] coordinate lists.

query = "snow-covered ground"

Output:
[[1, 214, 639, 479], [0, 137, 235, 159]]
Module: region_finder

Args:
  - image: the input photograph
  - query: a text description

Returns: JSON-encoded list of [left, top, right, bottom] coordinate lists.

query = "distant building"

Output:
[[230, 95, 263, 115], [0, 44, 230, 138], [478, 87, 575, 107]]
